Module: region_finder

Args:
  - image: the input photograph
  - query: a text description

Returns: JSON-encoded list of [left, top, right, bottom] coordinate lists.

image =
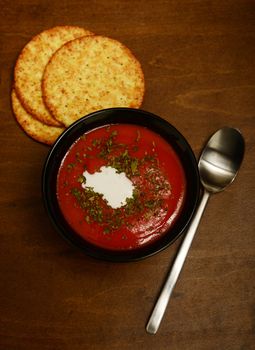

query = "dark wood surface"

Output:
[[1, 1, 255, 349]]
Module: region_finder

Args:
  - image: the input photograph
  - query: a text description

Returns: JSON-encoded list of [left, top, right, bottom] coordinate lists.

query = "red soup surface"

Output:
[[57, 124, 187, 250]]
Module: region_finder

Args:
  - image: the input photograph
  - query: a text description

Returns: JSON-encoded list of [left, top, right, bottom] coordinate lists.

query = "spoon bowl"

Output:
[[146, 127, 245, 334], [199, 127, 245, 193]]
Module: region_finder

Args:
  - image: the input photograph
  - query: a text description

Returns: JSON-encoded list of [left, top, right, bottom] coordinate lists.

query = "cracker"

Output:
[[14, 26, 94, 127], [42, 35, 145, 127], [11, 89, 65, 145]]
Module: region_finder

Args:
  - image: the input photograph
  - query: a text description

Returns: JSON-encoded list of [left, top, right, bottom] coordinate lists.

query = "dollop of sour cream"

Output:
[[82, 166, 134, 209]]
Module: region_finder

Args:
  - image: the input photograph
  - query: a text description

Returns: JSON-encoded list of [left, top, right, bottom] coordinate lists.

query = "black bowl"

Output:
[[42, 108, 200, 262]]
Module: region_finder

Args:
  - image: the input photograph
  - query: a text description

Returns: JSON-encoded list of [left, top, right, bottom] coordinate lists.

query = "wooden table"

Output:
[[1, 1, 255, 349]]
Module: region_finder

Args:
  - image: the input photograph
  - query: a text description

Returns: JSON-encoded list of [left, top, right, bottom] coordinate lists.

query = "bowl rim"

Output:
[[42, 107, 200, 262]]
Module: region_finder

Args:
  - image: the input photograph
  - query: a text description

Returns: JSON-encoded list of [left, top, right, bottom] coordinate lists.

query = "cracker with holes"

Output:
[[11, 89, 65, 145], [14, 26, 94, 126], [42, 35, 145, 127]]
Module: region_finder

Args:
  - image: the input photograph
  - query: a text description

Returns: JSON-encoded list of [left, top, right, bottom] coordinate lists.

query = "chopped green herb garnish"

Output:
[[92, 139, 101, 147], [77, 175, 86, 184], [131, 159, 138, 175], [68, 128, 171, 235], [67, 163, 75, 171]]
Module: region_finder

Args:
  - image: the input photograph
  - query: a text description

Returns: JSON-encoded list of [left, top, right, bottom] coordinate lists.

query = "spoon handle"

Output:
[[146, 190, 210, 334]]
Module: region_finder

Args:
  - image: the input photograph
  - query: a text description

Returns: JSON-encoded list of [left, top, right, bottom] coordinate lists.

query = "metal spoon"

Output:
[[146, 127, 245, 334]]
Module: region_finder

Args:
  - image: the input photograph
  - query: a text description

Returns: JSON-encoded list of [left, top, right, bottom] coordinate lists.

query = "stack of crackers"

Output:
[[12, 26, 145, 145]]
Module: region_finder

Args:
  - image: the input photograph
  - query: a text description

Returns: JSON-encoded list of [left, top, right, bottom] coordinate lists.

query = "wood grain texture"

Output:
[[0, 1, 255, 349]]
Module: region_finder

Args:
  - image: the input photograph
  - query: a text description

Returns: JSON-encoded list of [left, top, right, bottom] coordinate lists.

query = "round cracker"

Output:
[[11, 89, 65, 145], [14, 26, 94, 127], [42, 35, 145, 127]]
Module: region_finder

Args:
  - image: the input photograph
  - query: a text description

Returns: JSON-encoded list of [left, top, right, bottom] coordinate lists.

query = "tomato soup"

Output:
[[56, 124, 186, 250]]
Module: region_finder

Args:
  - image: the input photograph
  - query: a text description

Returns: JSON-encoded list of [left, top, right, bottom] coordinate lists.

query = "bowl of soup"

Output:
[[42, 108, 200, 261]]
